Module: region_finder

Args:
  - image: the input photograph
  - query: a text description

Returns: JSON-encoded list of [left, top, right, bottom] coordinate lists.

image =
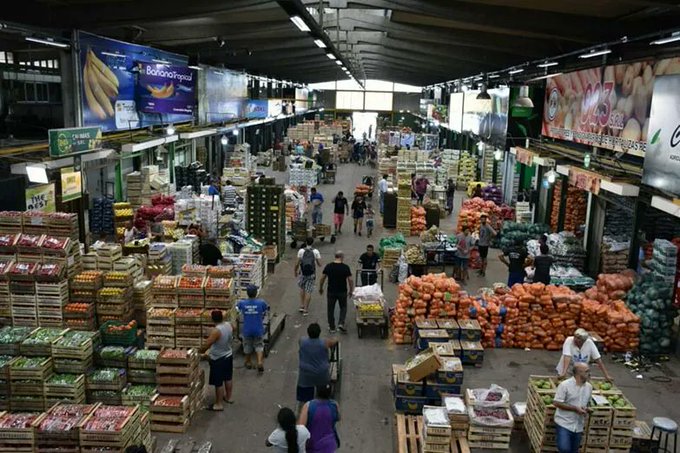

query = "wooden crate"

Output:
[[150, 419, 189, 433], [0, 411, 43, 453], [10, 356, 53, 380], [611, 396, 636, 428], [44, 374, 86, 398], [79, 405, 139, 448], [395, 413, 422, 453]]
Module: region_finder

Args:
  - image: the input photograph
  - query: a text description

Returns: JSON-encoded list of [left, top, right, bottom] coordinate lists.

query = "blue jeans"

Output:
[[312, 207, 322, 225], [507, 271, 525, 287], [555, 424, 582, 453]]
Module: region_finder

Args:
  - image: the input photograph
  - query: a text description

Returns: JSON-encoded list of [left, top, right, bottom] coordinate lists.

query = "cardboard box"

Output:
[[392, 364, 425, 396], [458, 319, 482, 341], [394, 395, 434, 414], [425, 379, 462, 399], [460, 340, 484, 366], [405, 348, 443, 382], [436, 318, 460, 338], [431, 341, 456, 357], [416, 319, 439, 330], [437, 357, 464, 385], [417, 329, 450, 350]]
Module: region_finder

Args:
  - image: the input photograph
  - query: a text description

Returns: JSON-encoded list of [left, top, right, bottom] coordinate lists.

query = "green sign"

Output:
[[49, 126, 102, 157]]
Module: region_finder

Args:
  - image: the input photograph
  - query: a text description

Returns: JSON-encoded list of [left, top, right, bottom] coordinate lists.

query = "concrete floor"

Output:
[[155, 162, 680, 452]]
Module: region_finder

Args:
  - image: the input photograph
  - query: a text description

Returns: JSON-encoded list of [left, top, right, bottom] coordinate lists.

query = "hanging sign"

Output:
[[25, 184, 56, 213], [60, 167, 82, 202], [568, 168, 603, 195], [49, 126, 102, 157], [515, 147, 535, 166], [136, 62, 196, 114]]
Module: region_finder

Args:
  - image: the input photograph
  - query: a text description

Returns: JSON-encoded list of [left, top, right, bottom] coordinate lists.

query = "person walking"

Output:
[[297, 323, 338, 408], [414, 175, 429, 205], [331, 191, 349, 235], [358, 244, 380, 286], [236, 285, 269, 374], [498, 243, 529, 287], [455, 227, 474, 284], [477, 214, 497, 277], [533, 243, 555, 285], [377, 174, 389, 215], [553, 363, 593, 453], [295, 238, 322, 316], [310, 187, 324, 226], [319, 251, 354, 333], [266, 407, 310, 453], [446, 178, 455, 214], [299, 385, 341, 453], [200, 309, 233, 411], [364, 203, 375, 238], [351, 195, 367, 236]]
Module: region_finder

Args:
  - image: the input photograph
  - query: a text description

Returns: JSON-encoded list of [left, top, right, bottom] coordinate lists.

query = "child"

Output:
[[365, 203, 375, 238]]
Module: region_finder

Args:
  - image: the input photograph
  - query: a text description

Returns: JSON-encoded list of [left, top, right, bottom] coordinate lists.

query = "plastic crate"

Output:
[[99, 321, 138, 346]]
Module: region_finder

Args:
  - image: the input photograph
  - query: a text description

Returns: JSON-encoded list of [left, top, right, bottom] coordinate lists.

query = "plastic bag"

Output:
[[468, 406, 513, 427], [423, 406, 450, 426], [352, 283, 383, 300], [470, 384, 510, 408], [444, 396, 466, 415], [397, 255, 408, 284]]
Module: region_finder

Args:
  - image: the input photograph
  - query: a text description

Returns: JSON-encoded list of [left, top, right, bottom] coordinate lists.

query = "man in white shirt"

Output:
[[556, 328, 612, 381], [553, 363, 592, 453], [377, 174, 389, 215]]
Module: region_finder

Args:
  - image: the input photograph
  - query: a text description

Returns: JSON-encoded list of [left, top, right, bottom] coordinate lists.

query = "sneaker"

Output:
[[338, 325, 347, 333], [358, 231, 362, 236], [302, 310, 309, 316], [298, 307, 304, 313], [257, 366, 264, 375], [329, 328, 337, 334]]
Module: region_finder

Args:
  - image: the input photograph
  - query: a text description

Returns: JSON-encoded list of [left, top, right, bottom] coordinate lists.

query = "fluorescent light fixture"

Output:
[[488, 74, 500, 79], [527, 72, 563, 82], [314, 39, 326, 48], [220, 135, 228, 145], [341, 66, 346, 70], [166, 124, 176, 135], [326, 53, 336, 60], [494, 150, 503, 161], [473, 75, 483, 81], [335, 60, 342, 65], [26, 165, 49, 184], [25, 36, 69, 48], [509, 68, 524, 75], [290, 16, 310, 32], [537, 61, 558, 68], [650, 32, 680, 45], [233, 129, 239, 136], [188, 65, 202, 70], [579, 49, 611, 59], [101, 51, 126, 58], [153, 59, 170, 64]]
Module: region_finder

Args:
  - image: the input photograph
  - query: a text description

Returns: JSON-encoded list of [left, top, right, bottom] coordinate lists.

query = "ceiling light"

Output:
[[101, 51, 125, 58], [579, 48, 611, 59], [476, 84, 491, 100], [290, 16, 310, 32], [650, 31, 680, 45], [537, 61, 558, 68], [152, 59, 170, 64], [527, 72, 563, 82], [166, 124, 176, 135], [233, 129, 239, 136], [220, 135, 228, 146], [545, 169, 558, 184], [26, 165, 49, 184], [494, 150, 503, 161], [512, 85, 534, 108], [509, 68, 524, 75], [188, 65, 202, 70], [488, 74, 500, 79], [314, 39, 326, 48], [25, 36, 69, 48], [335, 60, 342, 65], [326, 53, 336, 60], [341, 66, 346, 70], [473, 75, 483, 81]]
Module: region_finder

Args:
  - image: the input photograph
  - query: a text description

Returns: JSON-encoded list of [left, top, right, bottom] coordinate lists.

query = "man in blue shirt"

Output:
[[208, 179, 220, 197], [310, 187, 324, 226], [236, 285, 269, 374]]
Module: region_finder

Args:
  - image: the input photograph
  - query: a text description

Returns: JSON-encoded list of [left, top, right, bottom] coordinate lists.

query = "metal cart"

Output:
[[353, 270, 388, 339], [328, 342, 341, 397], [235, 310, 287, 357], [322, 165, 336, 184], [312, 223, 336, 244], [290, 219, 309, 249], [355, 268, 384, 288]]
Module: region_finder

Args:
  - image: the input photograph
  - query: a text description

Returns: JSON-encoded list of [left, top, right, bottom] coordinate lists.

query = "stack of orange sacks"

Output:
[[410, 206, 426, 236], [391, 274, 460, 344]]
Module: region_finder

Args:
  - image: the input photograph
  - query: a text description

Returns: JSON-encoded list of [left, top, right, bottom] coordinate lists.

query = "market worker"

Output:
[[498, 243, 529, 287], [377, 174, 389, 215], [331, 191, 349, 235], [553, 363, 593, 453], [222, 179, 238, 208], [295, 237, 322, 316], [200, 309, 234, 411], [199, 237, 227, 266], [358, 245, 381, 287], [446, 178, 455, 214], [236, 285, 269, 374], [208, 178, 220, 197], [533, 243, 555, 285], [414, 175, 429, 205], [557, 328, 613, 381], [310, 187, 324, 226], [319, 251, 354, 333], [123, 220, 140, 243], [455, 227, 475, 284], [297, 323, 338, 410], [477, 214, 497, 277], [472, 183, 483, 199]]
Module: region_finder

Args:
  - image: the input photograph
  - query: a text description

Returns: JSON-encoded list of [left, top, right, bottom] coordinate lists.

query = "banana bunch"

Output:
[[147, 83, 175, 99], [84, 49, 119, 120]]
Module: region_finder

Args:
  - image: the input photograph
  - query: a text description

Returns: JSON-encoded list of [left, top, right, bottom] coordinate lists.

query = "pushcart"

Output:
[[328, 342, 341, 397], [290, 219, 309, 249], [235, 310, 287, 357], [312, 223, 336, 244], [355, 268, 384, 288], [322, 163, 336, 184], [361, 175, 375, 198], [353, 297, 388, 339]]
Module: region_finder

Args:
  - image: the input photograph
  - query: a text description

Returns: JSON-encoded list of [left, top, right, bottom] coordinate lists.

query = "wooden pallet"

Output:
[[395, 414, 470, 453]]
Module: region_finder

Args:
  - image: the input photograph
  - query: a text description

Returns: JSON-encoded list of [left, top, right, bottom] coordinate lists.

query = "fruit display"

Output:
[[404, 245, 425, 265], [46, 373, 80, 386], [88, 368, 123, 383], [82, 405, 136, 432], [0, 234, 17, 251], [8, 262, 39, 278], [98, 287, 126, 297], [152, 275, 178, 290], [153, 396, 184, 407], [22, 327, 65, 345], [181, 264, 208, 276], [178, 276, 205, 291], [41, 236, 69, 251], [12, 356, 46, 369], [456, 198, 502, 234], [132, 349, 159, 362], [35, 263, 64, 280], [148, 308, 174, 319], [355, 301, 384, 318], [125, 384, 156, 398], [206, 266, 234, 278], [55, 330, 97, 348], [0, 412, 40, 428], [64, 303, 92, 314], [16, 233, 44, 249], [104, 321, 137, 333], [0, 326, 33, 346], [159, 349, 189, 360], [98, 346, 127, 361]]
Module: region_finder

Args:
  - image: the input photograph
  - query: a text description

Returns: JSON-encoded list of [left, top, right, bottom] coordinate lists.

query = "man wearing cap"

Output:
[[236, 285, 269, 374], [557, 328, 613, 382]]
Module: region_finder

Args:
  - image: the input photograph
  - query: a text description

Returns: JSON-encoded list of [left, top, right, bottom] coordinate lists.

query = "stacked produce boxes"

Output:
[[97, 271, 133, 327], [8, 261, 38, 327], [246, 181, 286, 259], [175, 308, 204, 349], [10, 355, 53, 411], [147, 243, 172, 277], [223, 254, 264, 298], [127, 349, 159, 385], [80, 404, 151, 452], [465, 386, 513, 450], [53, 330, 98, 375], [147, 308, 176, 349], [86, 367, 127, 405], [457, 152, 477, 190], [35, 403, 97, 453]]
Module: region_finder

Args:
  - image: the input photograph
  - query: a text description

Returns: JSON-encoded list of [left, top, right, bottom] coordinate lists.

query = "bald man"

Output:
[[553, 363, 593, 453]]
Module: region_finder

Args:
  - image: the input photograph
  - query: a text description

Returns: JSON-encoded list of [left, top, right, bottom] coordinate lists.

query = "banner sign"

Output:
[[542, 57, 680, 155], [197, 66, 247, 124], [568, 167, 604, 195], [448, 92, 464, 132], [515, 147, 535, 166], [642, 74, 680, 196], [48, 126, 102, 157], [136, 63, 195, 114], [25, 184, 56, 213], [244, 99, 268, 119], [60, 168, 82, 202], [76, 31, 191, 132]]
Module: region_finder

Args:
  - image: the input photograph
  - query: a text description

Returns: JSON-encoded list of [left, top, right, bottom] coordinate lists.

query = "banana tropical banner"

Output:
[[77, 31, 192, 132], [136, 63, 195, 115]]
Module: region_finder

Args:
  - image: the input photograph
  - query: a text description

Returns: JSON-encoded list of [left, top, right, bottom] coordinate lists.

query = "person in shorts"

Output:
[[332, 191, 349, 235], [455, 227, 474, 284], [364, 203, 375, 238], [295, 237, 322, 315], [351, 195, 367, 236], [236, 285, 269, 374], [200, 309, 233, 411], [477, 214, 497, 277]]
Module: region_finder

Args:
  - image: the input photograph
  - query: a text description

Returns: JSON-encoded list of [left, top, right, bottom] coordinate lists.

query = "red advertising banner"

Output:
[[515, 147, 535, 166], [542, 57, 680, 155], [568, 167, 605, 195]]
